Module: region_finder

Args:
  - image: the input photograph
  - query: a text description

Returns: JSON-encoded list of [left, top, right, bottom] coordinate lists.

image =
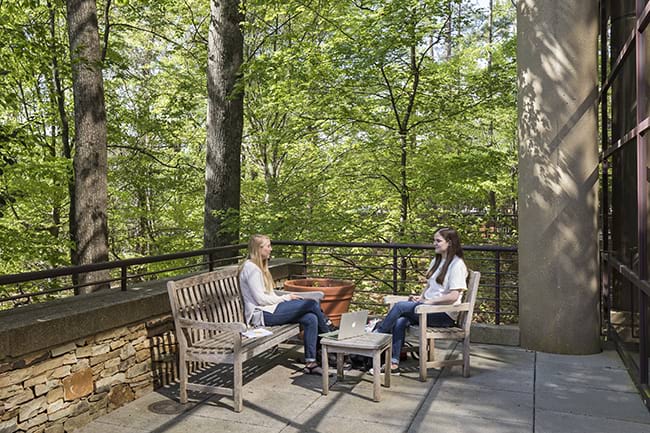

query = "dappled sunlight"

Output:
[[517, 0, 601, 354], [71, 344, 650, 433], [518, 0, 598, 212]]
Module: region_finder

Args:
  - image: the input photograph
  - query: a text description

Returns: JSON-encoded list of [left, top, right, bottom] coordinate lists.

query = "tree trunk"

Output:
[[204, 0, 244, 253], [487, 0, 496, 230], [65, 0, 110, 293], [446, 4, 453, 58]]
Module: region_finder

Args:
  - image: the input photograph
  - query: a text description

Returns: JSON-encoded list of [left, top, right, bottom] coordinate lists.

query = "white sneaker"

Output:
[[368, 365, 400, 376], [365, 318, 381, 333]]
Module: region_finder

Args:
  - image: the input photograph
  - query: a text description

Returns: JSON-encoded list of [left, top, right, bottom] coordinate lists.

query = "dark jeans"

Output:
[[376, 301, 455, 365], [263, 299, 330, 362]]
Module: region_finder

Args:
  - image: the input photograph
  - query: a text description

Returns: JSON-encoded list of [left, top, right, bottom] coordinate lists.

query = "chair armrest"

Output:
[[275, 289, 324, 301], [177, 318, 247, 333], [384, 295, 410, 305], [414, 303, 471, 314]]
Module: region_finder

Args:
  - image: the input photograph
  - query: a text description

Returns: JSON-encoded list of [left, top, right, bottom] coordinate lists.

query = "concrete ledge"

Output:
[[0, 281, 170, 362], [471, 323, 520, 346], [0, 258, 300, 362]]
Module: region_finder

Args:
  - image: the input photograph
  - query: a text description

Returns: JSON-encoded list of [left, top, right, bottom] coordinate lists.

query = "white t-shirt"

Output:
[[423, 255, 468, 320], [239, 260, 291, 326]]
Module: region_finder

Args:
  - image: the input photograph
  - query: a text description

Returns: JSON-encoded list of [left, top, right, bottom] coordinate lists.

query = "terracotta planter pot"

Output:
[[283, 278, 355, 327]]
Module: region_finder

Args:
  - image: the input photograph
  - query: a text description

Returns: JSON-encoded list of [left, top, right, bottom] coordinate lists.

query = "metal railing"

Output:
[[273, 240, 518, 325], [0, 245, 246, 306], [0, 241, 518, 324]]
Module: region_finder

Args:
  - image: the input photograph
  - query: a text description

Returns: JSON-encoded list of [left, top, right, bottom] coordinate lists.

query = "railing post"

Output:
[[121, 265, 127, 292], [208, 252, 214, 271], [302, 245, 308, 278], [494, 250, 501, 325], [392, 247, 398, 295]]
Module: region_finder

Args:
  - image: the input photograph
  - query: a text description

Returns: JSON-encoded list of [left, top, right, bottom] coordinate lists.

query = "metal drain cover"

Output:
[[148, 400, 185, 414]]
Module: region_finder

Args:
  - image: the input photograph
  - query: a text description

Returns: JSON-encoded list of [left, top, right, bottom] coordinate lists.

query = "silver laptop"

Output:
[[320, 310, 369, 340]]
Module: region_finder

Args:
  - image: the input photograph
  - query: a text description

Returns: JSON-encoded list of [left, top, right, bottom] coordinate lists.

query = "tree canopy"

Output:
[[0, 0, 516, 277]]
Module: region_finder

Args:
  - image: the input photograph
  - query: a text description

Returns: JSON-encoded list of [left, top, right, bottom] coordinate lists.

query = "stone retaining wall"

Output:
[[0, 315, 176, 433]]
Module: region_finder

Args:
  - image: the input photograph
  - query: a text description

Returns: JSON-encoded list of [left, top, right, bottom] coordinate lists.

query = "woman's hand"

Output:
[[408, 294, 422, 302]]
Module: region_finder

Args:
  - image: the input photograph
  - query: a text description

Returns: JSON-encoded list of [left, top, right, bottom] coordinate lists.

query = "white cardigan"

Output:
[[239, 260, 291, 326]]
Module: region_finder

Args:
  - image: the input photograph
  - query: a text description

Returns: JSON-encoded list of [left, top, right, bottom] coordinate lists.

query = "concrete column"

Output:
[[517, 0, 600, 354]]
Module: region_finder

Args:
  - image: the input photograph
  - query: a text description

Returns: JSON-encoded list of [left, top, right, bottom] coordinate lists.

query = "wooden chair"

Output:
[[385, 270, 480, 381]]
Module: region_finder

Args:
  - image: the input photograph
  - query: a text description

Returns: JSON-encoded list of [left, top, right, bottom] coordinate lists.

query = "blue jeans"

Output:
[[376, 301, 455, 365], [263, 299, 330, 362]]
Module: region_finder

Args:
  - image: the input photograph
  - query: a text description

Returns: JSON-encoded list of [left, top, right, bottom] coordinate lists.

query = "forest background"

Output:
[[0, 0, 516, 277]]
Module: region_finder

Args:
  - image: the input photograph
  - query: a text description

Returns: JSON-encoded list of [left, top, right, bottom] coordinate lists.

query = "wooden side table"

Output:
[[320, 332, 392, 402]]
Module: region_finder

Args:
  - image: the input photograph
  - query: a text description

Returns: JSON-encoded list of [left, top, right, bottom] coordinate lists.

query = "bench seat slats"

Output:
[[189, 324, 298, 353]]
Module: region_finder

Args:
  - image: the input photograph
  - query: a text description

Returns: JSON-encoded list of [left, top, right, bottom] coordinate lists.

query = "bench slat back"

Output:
[[168, 268, 245, 346]]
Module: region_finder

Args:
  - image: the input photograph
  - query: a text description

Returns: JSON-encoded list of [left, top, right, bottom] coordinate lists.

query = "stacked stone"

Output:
[[0, 322, 158, 433]]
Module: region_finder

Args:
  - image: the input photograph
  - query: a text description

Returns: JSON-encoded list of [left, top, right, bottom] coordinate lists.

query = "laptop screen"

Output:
[[337, 310, 369, 340]]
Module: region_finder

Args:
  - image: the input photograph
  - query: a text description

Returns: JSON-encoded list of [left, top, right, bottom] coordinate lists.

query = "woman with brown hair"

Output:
[[373, 228, 468, 375]]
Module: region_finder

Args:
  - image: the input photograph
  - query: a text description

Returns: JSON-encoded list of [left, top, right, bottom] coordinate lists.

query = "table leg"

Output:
[[336, 353, 344, 379], [372, 350, 381, 402], [322, 345, 329, 395], [384, 342, 391, 388]]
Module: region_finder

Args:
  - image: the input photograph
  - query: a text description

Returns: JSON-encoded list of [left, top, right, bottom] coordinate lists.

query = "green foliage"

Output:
[[0, 0, 517, 280], [240, 0, 517, 245], [0, 0, 73, 274], [101, 0, 208, 261]]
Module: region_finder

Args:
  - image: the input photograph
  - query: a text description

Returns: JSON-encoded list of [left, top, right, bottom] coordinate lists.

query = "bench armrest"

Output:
[[275, 289, 324, 301], [414, 303, 471, 314], [177, 318, 247, 333]]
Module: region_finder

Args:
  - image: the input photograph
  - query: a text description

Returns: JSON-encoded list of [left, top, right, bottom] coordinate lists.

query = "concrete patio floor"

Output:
[[77, 342, 650, 433]]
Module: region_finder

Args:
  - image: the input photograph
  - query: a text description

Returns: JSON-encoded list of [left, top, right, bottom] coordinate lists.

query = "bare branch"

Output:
[[380, 64, 404, 131], [101, 0, 112, 62], [108, 144, 202, 171]]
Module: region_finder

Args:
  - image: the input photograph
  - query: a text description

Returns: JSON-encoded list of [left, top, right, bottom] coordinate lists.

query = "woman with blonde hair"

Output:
[[373, 227, 468, 375], [239, 234, 331, 375]]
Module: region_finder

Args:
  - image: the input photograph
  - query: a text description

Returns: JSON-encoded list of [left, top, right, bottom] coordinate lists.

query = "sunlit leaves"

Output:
[[240, 0, 517, 245], [0, 0, 517, 276]]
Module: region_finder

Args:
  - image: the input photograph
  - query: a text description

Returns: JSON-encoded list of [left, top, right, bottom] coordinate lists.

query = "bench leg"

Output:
[[420, 338, 432, 382], [233, 358, 243, 412], [179, 353, 188, 404]]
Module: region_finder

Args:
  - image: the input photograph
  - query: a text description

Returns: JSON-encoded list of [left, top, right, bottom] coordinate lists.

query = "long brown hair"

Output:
[[425, 228, 465, 285], [239, 234, 275, 292]]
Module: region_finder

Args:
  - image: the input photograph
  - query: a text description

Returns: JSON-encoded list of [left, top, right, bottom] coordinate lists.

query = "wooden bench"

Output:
[[167, 268, 320, 412]]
